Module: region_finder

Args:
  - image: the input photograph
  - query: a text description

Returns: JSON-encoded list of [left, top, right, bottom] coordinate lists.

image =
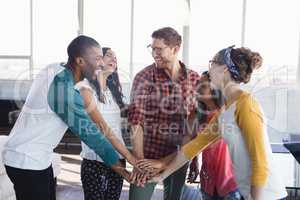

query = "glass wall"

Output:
[[132, 0, 189, 75], [245, 0, 300, 84], [0, 0, 30, 79], [189, 0, 243, 73], [0, 0, 299, 84], [84, 0, 131, 83], [33, 0, 78, 71]]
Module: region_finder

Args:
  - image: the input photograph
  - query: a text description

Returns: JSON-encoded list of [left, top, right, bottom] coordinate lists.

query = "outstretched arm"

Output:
[[136, 152, 177, 175], [48, 70, 131, 181], [148, 114, 221, 182], [80, 87, 137, 167], [148, 151, 189, 183], [127, 73, 149, 186]]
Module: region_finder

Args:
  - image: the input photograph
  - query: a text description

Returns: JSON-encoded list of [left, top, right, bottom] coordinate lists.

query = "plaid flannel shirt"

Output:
[[128, 61, 200, 159]]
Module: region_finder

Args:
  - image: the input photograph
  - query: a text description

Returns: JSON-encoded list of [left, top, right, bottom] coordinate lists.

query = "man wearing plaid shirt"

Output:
[[128, 27, 200, 200]]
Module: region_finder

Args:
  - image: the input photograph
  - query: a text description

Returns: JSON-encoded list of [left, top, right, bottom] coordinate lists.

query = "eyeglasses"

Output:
[[147, 44, 169, 54]]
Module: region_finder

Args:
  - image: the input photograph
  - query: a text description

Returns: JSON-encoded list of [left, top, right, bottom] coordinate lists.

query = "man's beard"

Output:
[[155, 58, 169, 68], [82, 63, 96, 82]]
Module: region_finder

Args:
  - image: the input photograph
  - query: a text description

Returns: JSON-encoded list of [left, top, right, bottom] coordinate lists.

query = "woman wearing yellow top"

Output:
[[146, 46, 287, 200]]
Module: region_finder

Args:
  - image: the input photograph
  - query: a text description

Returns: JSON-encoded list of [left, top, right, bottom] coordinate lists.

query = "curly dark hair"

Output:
[[196, 71, 223, 124], [216, 47, 263, 83]]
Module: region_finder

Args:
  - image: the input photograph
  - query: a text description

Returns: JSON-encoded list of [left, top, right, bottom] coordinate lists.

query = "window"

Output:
[[0, 59, 30, 80], [0, 0, 31, 79], [0, 0, 30, 56], [33, 0, 78, 71], [245, 0, 300, 84], [84, 0, 131, 83], [189, 0, 243, 72], [132, 0, 188, 75]]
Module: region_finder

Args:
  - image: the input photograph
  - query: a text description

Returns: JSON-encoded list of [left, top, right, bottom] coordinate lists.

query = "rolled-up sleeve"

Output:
[[47, 70, 119, 167]]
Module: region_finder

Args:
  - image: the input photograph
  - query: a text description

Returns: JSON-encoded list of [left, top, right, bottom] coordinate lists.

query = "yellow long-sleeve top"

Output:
[[182, 92, 287, 199]]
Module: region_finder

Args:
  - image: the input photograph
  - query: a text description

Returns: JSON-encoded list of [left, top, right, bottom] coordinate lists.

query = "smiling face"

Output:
[[198, 73, 212, 101], [197, 72, 223, 112], [102, 49, 117, 74], [150, 38, 179, 68], [208, 54, 228, 90], [79, 46, 104, 81]]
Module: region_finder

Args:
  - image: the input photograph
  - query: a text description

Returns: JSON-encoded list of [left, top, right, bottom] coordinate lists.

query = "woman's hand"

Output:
[[122, 169, 134, 183], [129, 160, 162, 187], [136, 159, 166, 173], [111, 161, 134, 183], [126, 154, 138, 169]]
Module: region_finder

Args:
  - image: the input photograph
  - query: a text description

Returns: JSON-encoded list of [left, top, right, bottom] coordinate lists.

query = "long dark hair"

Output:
[[197, 71, 223, 124], [90, 47, 127, 116]]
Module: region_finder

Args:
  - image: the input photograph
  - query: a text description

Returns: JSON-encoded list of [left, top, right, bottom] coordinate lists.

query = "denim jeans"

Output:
[[201, 189, 244, 200]]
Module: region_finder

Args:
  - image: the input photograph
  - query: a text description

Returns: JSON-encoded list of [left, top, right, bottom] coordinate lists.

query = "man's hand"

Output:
[[132, 159, 169, 187], [111, 161, 133, 183], [130, 167, 148, 187], [136, 159, 166, 173], [122, 169, 134, 183]]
